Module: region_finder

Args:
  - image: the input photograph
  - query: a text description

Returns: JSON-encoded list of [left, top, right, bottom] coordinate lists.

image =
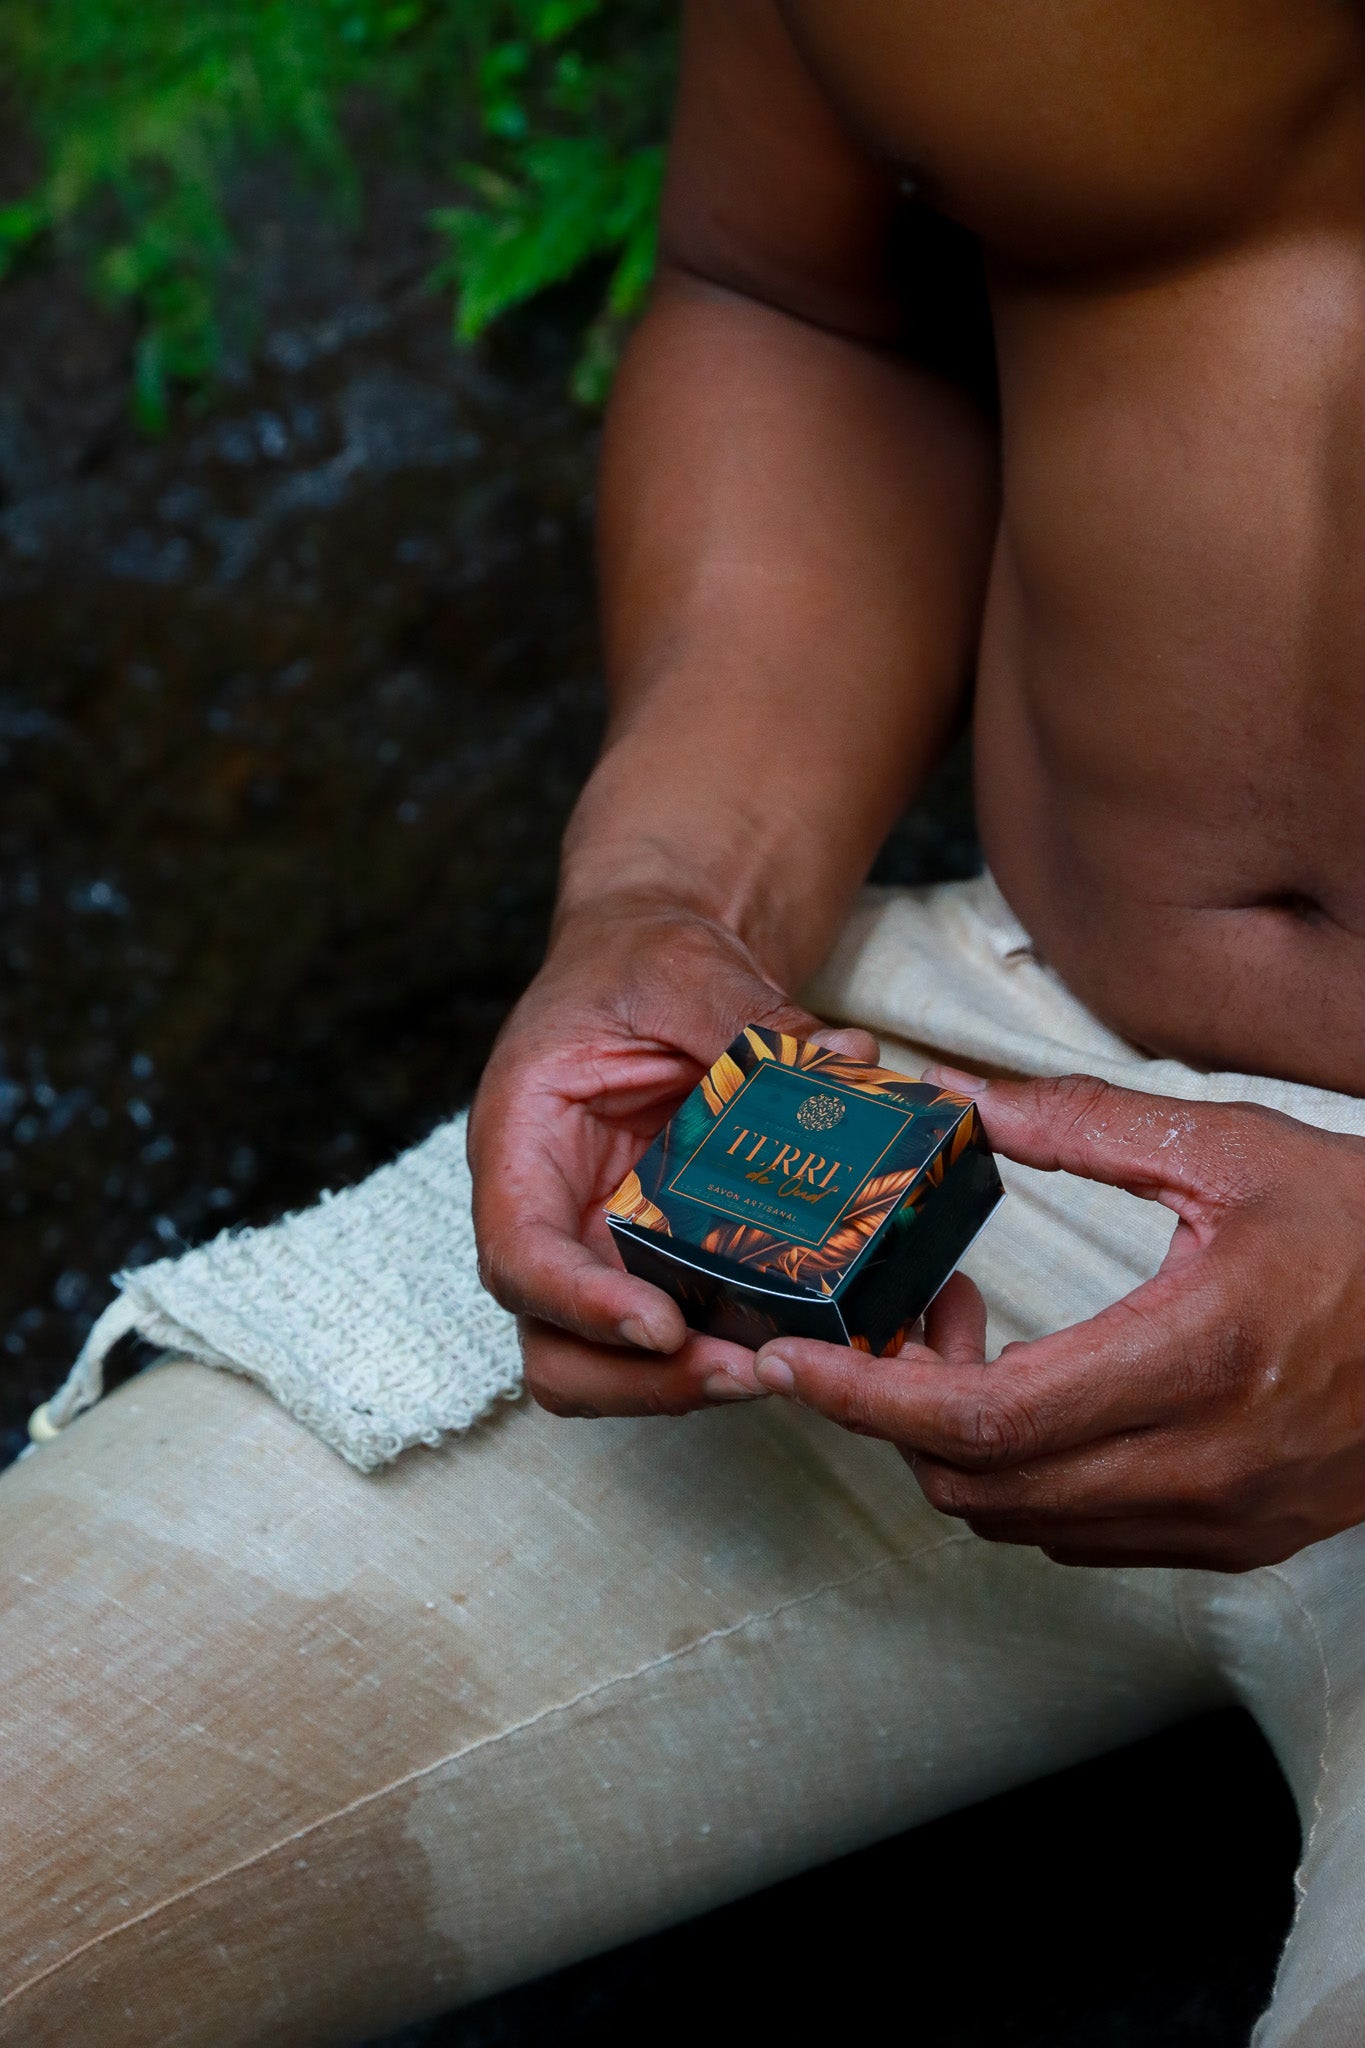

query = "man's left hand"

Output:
[[751, 1069, 1365, 1571]]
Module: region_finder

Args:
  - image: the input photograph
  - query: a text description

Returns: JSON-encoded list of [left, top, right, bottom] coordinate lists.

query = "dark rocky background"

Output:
[[0, 177, 1297, 2044]]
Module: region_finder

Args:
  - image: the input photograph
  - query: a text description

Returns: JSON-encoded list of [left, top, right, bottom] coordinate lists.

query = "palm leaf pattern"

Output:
[[699, 1163, 922, 1284], [700, 1049, 747, 1117], [605, 1169, 671, 1235], [949, 1104, 981, 1160]]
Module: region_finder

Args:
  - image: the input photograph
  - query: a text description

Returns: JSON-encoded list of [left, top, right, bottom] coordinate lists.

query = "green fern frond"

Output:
[[0, 0, 674, 422]]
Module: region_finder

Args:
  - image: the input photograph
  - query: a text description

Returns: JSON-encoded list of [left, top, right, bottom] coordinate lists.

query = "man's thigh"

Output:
[[1220, 1519, 1365, 2048], [0, 1356, 1213, 2047]]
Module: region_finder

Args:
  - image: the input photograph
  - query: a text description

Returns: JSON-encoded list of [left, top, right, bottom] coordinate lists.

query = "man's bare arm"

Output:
[[563, 0, 999, 987], [470, 0, 999, 1409]]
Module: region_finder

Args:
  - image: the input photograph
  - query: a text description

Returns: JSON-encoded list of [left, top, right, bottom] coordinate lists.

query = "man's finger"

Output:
[[485, 1221, 688, 1352], [964, 1515, 1271, 1572], [1037, 1522, 1305, 1572], [522, 1320, 764, 1418], [922, 1270, 987, 1367], [921, 1064, 1276, 1211], [753, 1333, 998, 1448], [754, 1259, 1229, 1467], [906, 1417, 1260, 1529], [806, 1024, 882, 1065]]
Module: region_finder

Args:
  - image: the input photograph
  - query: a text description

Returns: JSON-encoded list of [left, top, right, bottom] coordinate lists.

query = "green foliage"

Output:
[[0, 0, 674, 427], [432, 1, 671, 402], [433, 139, 663, 403]]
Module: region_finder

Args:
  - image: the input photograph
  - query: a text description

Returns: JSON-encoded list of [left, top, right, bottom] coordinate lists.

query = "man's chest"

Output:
[[782, 0, 1363, 263]]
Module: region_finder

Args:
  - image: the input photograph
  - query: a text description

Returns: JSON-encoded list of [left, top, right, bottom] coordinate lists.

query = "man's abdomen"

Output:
[[974, 228, 1365, 1093]]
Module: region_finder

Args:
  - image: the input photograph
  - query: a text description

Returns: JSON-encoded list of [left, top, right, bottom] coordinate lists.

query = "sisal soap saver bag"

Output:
[[30, 1112, 523, 1472]]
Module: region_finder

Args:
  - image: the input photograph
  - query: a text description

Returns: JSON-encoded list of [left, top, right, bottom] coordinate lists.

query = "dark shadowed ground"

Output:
[[0, 174, 1297, 2045]]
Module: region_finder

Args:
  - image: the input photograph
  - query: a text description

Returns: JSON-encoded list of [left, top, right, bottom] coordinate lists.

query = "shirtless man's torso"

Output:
[[808, 0, 1365, 1088], [757, 0, 1362, 1085], [472, 1, 1365, 1571]]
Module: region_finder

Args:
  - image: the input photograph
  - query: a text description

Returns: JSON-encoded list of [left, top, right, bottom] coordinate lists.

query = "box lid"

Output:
[[605, 1025, 977, 1298]]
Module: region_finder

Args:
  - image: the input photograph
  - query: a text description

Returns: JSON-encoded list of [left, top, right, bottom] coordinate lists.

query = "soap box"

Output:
[[605, 1025, 1004, 1356]]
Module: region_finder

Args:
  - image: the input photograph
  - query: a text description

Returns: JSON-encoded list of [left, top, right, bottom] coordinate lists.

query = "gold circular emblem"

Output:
[[796, 1092, 845, 1133]]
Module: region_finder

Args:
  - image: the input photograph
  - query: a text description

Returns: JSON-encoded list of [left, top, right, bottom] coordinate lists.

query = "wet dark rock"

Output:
[[0, 170, 609, 1424]]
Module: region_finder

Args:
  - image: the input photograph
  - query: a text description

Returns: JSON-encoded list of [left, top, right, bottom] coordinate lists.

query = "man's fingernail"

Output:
[[924, 1063, 986, 1098], [620, 1314, 666, 1353], [754, 1353, 795, 1394], [702, 1371, 765, 1403]]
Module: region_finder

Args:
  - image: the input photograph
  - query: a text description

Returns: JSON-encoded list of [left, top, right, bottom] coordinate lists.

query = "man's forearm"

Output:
[[557, 265, 999, 990]]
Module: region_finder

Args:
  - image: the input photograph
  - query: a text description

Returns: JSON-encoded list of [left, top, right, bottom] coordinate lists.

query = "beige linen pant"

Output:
[[3, 878, 1364, 2046]]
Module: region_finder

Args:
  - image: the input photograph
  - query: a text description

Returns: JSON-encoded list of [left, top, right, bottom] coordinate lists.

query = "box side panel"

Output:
[[608, 1219, 848, 1350], [838, 1133, 1005, 1356]]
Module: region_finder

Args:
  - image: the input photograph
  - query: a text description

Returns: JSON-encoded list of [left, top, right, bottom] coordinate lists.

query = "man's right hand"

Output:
[[468, 897, 879, 1418], [465, 0, 995, 1421]]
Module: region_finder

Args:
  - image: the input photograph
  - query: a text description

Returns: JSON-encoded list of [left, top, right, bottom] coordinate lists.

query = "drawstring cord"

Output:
[[27, 1293, 140, 1446]]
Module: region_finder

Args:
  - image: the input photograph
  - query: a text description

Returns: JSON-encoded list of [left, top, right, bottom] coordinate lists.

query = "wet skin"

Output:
[[470, 1, 1365, 1567]]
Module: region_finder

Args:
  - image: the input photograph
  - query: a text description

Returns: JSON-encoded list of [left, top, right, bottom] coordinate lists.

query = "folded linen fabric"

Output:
[[30, 1112, 523, 1472]]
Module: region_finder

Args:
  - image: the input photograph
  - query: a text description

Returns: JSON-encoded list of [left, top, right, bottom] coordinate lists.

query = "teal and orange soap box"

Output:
[[605, 1025, 1004, 1356]]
